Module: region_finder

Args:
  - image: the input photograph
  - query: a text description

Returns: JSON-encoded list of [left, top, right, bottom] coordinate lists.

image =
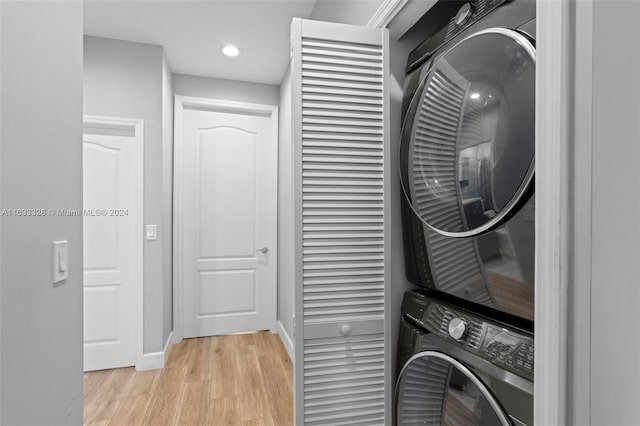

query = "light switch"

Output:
[[53, 240, 68, 283], [146, 224, 158, 241]]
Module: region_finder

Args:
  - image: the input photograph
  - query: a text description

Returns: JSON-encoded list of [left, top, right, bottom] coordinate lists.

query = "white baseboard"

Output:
[[137, 351, 164, 371], [136, 331, 173, 371], [277, 320, 294, 361]]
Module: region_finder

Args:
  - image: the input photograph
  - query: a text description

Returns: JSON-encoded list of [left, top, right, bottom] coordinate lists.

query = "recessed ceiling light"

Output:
[[470, 93, 480, 99], [221, 45, 240, 57]]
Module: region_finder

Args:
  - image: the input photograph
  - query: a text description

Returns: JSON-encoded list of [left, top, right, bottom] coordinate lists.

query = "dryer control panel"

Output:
[[407, 0, 512, 72], [402, 290, 534, 381]]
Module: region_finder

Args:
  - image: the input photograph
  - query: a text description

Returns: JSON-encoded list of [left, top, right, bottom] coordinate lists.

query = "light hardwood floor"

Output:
[[84, 331, 293, 426]]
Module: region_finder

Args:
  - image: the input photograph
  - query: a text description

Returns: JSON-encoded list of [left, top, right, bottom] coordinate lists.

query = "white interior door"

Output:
[[83, 123, 141, 372], [180, 105, 277, 338]]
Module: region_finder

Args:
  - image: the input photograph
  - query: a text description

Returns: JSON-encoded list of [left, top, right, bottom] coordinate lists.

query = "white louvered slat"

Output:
[[301, 54, 383, 68], [302, 63, 383, 76], [294, 19, 388, 426], [303, 71, 383, 84], [303, 334, 386, 425], [302, 94, 383, 106], [302, 101, 382, 113]]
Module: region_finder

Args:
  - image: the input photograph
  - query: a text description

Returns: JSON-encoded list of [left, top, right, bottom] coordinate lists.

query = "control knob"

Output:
[[448, 317, 467, 341]]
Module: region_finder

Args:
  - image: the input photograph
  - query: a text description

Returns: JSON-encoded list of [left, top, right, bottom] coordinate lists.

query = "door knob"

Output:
[[256, 247, 269, 254]]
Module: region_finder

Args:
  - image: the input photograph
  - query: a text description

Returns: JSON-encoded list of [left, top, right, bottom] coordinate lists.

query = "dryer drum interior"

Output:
[[400, 28, 536, 238], [399, 26, 536, 323], [395, 351, 511, 426]]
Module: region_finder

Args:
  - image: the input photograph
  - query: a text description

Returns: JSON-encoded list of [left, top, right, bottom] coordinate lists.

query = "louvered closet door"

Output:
[[291, 19, 390, 426]]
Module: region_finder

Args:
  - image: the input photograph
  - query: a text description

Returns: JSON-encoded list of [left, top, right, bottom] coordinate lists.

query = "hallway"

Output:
[[83, 332, 293, 425]]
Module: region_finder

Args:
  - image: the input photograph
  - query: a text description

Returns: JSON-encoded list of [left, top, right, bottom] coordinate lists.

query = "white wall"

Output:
[[83, 36, 172, 353], [173, 74, 279, 106], [588, 1, 640, 423], [162, 53, 174, 345], [0, 2, 84, 423], [277, 65, 295, 350], [310, 0, 384, 25]]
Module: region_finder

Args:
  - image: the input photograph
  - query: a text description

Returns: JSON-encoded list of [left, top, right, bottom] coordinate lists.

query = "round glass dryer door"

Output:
[[400, 28, 535, 237], [395, 351, 510, 426]]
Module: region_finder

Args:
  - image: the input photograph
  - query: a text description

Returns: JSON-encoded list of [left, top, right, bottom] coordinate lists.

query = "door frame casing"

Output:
[[82, 115, 145, 370], [172, 95, 279, 343]]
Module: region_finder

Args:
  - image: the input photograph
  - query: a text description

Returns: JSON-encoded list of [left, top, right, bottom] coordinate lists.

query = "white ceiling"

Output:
[[84, 0, 385, 86]]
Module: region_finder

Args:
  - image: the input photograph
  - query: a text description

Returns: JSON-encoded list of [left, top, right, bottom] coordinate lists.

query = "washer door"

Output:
[[395, 351, 511, 426], [400, 28, 535, 237]]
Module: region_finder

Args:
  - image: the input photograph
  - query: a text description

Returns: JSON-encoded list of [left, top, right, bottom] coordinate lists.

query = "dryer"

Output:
[[396, 290, 533, 425], [400, 0, 536, 327]]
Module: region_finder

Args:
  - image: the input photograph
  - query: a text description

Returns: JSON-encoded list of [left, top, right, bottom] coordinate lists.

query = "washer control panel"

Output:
[[481, 326, 534, 377], [402, 291, 534, 381]]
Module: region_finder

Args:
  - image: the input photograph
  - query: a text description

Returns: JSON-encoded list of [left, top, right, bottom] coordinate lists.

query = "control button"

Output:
[[448, 318, 467, 341], [454, 3, 473, 26]]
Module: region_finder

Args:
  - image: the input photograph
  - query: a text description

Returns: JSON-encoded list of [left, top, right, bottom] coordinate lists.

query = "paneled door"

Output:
[[83, 118, 143, 372], [177, 101, 277, 338]]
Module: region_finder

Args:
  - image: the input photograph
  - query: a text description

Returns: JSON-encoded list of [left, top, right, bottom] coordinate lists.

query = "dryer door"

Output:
[[400, 28, 535, 238], [395, 351, 511, 426]]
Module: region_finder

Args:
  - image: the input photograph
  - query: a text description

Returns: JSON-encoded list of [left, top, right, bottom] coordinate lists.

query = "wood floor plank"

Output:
[[280, 355, 293, 380], [99, 368, 134, 402], [237, 345, 271, 421], [84, 369, 114, 406], [155, 366, 186, 396], [242, 417, 276, 426], [83, 398, 121, 425], [209, 335, 238, 399], [234, 332, 256, 348], [176, 379, 211, 425], [143, 391, 183, 426], [108, 394, 151, 426], [165, 340, 190, 368], [184, 338, 211, 383], [84, 333, 292, 425], [208, 397, 241, 426], [253, 331, 274, 357], [85, 421, 110, 426], [127, 369, 161, 397], [271, 334, 294, 380], [258, 354, 293, 426]]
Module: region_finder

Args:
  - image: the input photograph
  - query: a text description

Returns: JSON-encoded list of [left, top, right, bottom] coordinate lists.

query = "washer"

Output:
[[399, 0, 536, 327], [396, 290, 533, 426]]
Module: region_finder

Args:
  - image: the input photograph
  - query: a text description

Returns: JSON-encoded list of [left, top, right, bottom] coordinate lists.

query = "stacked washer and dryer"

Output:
[[396, 0, 536, 425]]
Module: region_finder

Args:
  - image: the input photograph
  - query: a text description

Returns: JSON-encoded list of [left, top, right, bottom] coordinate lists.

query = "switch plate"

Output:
[[53, 240, 68, 283], [146, 224, 158, 241]]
